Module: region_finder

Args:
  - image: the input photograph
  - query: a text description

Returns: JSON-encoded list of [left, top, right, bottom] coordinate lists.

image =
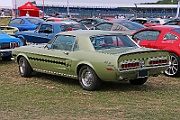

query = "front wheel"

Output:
[[18, 57, 33, 77], [129, 77, 148, 85], [79, 65, 102, 91], [164, 53, 180, 77]]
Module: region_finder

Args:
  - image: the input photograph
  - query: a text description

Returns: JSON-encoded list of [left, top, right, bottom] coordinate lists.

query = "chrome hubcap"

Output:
[[19, 59, 25, 74], [81, 68, 93, 87], [165, 55, 178, 76]]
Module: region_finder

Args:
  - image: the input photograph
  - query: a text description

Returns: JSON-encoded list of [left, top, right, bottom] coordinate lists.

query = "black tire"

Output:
[[164, 53, 180, 77], [18, 57, 33, 77], [79, 65, 102, 91], [129, 77, 148, 85], [19, 37, 26, 46]]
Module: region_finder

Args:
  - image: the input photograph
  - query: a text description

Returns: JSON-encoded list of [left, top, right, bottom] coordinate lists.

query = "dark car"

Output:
[[8, 16, 44, 31], [163, 18, 180, 26], [14, 22, 85, 45], [0, 29, 22, 60], [90, 20, 146, 35], [78, 18, 107, 28]]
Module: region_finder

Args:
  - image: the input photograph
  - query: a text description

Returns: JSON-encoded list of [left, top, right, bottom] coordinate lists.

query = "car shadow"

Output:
[[31, 72, 161, 92]]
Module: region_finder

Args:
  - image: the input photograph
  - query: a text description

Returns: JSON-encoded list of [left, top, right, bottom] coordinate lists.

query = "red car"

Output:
[[132, 25, 180, 77]]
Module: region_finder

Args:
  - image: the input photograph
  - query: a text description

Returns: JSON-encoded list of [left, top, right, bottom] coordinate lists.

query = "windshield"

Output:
[[119, 21, 145, 30], [90, 35, 137, 50]]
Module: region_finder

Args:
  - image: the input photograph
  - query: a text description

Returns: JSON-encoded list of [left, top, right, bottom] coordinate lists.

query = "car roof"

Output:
[[56, 30, 127, 36], [147, 25, 180, 30]]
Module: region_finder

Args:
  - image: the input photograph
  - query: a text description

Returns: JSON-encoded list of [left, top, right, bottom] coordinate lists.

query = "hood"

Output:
[[98, 47, 158, 55], [0, 16, 12, 26]]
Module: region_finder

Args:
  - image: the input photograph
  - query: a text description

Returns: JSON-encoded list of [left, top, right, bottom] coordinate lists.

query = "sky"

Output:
[[14, 0, 159, 7]]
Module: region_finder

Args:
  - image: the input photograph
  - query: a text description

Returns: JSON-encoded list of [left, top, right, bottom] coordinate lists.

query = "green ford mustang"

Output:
[[12, 30, 170, 91]]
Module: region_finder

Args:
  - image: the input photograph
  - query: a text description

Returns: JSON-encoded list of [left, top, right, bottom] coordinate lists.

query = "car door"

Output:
[[132, 30, 160, 49], [37, 35, 77, 76], [156, 32, 179, 50], [25, 24, 54, 43]]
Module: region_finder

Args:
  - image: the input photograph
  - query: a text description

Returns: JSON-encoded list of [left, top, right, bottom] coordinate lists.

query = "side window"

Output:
[[39, 24, 53, 33], [20, 20, 25, 24], [164, 33, 178, 40], [9, 19, 22, 24], [51, 35, 76, 51], [94, 23, 113, 30], [133, 30, 160, 41]]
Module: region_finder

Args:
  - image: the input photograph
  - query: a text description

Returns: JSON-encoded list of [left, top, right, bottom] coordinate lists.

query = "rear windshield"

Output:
[[90, 35, 137, 50], [172, 28, 180, 34], [26, 18, 43, 24]]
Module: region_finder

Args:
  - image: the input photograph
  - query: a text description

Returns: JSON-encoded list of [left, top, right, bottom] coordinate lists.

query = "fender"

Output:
[[163, 46, 180, 57]]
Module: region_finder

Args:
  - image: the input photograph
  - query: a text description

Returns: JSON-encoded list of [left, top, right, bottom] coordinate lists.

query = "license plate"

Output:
[[138, 70, 148, 78]]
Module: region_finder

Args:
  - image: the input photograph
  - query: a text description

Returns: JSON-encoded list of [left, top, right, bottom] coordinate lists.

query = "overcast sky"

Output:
[[14, 0, 159, 6]]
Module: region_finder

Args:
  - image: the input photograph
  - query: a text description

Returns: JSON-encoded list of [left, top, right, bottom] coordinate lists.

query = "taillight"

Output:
[[121, 62, 139, 69], [149, 59, 167, 65], [10, 42, 19, 49]]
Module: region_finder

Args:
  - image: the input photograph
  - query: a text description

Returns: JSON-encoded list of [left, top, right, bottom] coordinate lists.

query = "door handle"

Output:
[[63, 51, 69, 55]]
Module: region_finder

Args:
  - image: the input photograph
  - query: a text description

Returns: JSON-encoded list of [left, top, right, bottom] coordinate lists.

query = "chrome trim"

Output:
[[119, 64, 169, 73], [33, 68, 78, 78], [0, 49, 13, 52]]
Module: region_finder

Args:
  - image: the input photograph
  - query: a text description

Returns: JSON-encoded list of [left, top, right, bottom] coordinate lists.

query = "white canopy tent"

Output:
[[0, 0, 13, 8]]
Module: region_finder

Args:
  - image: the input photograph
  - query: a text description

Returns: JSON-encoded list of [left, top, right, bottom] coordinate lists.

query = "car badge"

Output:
[[141, 60, 145, 68]]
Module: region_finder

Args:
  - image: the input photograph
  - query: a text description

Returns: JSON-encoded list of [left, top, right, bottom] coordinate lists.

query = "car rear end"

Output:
[[117, 49, 170, 80]]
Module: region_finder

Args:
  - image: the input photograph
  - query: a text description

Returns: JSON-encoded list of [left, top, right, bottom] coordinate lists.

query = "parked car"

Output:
[[78, 18, 107, 28], [12, 30, 170, 91], [89, 20, 146, 35], [163, 18, 180, 26], [45, 17, 65, 22], [131, 18, 161, 27], [0, 29, 22, 60], [131, 25, 180, 77], [0, 16, 19, 35], [14, 21, 86, 45], [8, 16, 44, 31]]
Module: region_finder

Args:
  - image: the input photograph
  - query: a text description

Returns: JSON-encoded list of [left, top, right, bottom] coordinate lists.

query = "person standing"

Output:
[[1, 9, 5, 16], [26, 11, 29, 16]]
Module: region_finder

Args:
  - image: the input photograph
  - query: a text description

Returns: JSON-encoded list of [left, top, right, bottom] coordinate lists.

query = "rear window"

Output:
[[26, 18, 43, 24], [90, 35, 137, 50], [172, 28, 180, 34]]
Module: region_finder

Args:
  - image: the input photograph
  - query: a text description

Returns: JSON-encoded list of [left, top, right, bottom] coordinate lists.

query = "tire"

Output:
[[164, 53, 180, 77], [79, 65, 102, 91], [18, 57, 33, 77], [129, 77, 148, 85], [19, 37, 26, 46]]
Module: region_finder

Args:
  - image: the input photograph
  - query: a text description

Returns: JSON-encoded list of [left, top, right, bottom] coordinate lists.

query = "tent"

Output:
[[18, 2, 39, 17]]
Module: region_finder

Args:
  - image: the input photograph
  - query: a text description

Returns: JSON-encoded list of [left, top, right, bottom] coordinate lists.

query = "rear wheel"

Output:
[[18, 57, 32, 77], [79, 65, 102, 91], [129, 77, 148, 85], [164, 53, 180, 77]]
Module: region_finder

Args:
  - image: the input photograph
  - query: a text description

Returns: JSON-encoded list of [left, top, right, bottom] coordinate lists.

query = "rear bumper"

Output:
[[117, 65, 169, 80], [0, 49, 13, 57]]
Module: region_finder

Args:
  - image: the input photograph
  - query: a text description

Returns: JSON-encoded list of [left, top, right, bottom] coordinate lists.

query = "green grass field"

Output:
[[0, 60, 179, 120]]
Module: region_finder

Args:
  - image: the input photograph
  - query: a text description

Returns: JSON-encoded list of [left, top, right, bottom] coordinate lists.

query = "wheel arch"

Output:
[[76, 62, 96, 77], [17, 54, 31, 65]]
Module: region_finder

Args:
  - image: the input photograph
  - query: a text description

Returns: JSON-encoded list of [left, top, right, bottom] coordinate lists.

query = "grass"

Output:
[[0, 60, 179, 120]]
